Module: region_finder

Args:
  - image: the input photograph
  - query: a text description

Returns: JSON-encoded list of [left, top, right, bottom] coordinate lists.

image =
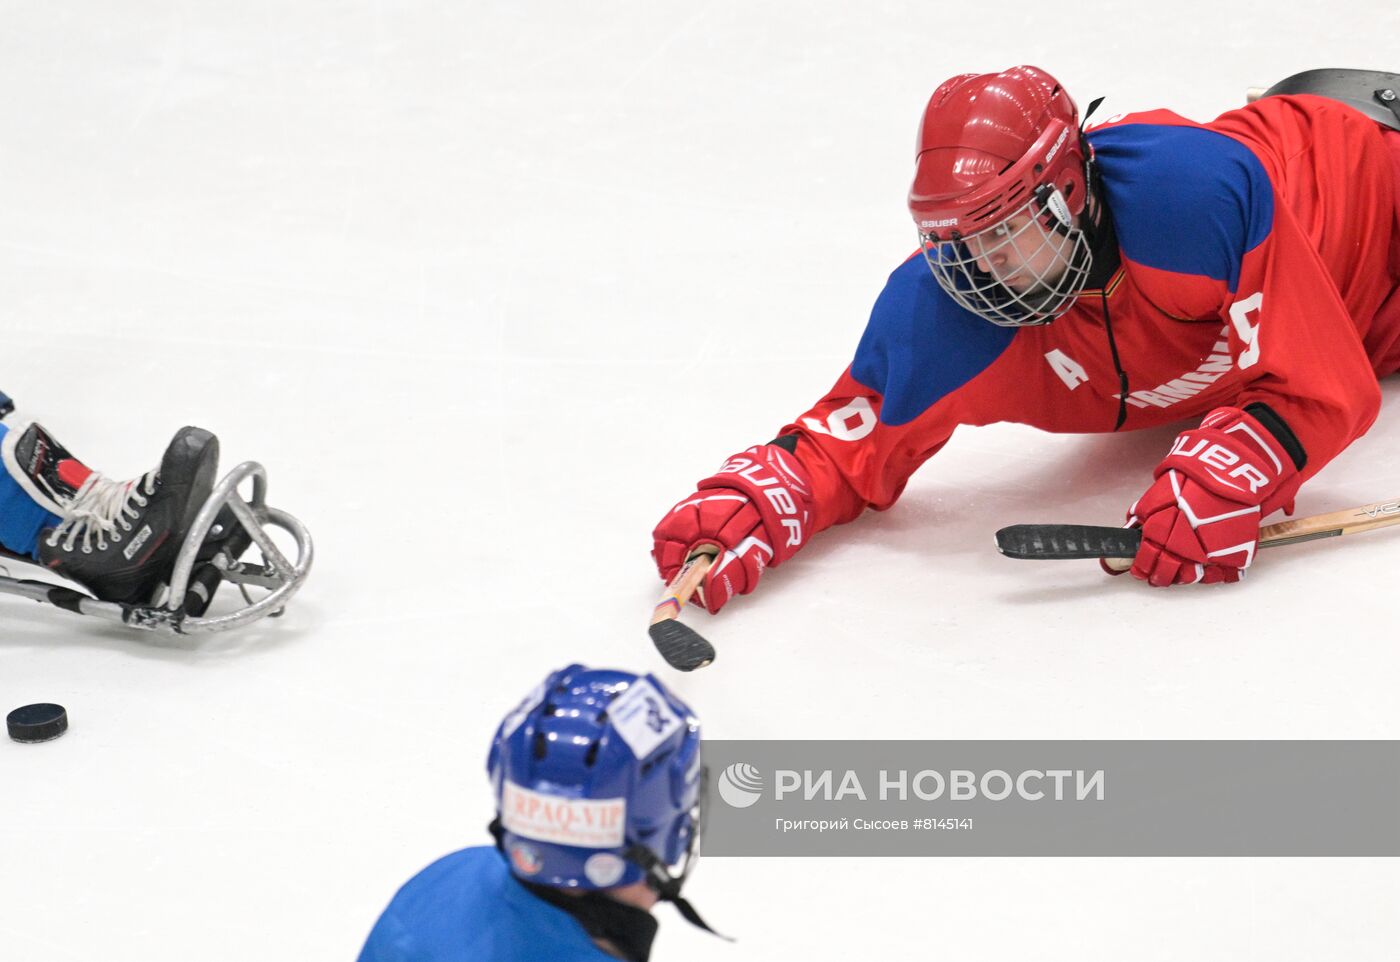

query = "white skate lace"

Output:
[[45, 470, 159, 555]]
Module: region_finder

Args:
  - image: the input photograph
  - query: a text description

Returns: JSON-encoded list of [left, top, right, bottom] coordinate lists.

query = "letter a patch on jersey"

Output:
[[1044, 349, 1089, 390]]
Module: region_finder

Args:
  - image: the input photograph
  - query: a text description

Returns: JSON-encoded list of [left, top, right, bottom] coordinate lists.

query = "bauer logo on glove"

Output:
[[652, 441, 813, 614], [1123, 405, 1302, 586]]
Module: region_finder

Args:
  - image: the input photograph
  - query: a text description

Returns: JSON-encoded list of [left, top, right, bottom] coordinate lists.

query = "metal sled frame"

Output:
[[0, 461, 313, 634]]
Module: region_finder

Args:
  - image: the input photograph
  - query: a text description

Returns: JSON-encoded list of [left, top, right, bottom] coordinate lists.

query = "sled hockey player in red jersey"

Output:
[[653, 65, 1400, 600]]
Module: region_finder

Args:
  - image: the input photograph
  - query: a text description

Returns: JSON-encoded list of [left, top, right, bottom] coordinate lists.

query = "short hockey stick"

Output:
[[996, 495, 1400, 570], [648, 551, 717, 671]]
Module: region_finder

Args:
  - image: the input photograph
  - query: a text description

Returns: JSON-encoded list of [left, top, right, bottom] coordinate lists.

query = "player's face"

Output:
[[964, 211, 1072, 294], [918, 188, 1092, 327]]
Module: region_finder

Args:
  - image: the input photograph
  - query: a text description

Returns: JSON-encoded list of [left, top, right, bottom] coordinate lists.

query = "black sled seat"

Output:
[[1253, 68, 1400, 132]]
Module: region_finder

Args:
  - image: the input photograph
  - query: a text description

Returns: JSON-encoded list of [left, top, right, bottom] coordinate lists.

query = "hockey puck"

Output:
[[7, 703, 68, 743]]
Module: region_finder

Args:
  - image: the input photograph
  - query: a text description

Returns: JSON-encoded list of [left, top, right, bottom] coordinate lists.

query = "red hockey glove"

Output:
[[1122, 406, 1301, 587], [652, 442, 813, 613]]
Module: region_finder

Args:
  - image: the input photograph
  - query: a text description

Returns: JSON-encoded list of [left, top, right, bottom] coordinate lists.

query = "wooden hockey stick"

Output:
[[997, 494, 1400, 570], [648, 550, 718, 671]]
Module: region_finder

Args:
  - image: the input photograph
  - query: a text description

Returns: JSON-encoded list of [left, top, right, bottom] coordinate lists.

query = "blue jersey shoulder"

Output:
[[358, 846, 615, 962], [1088, 122, 1274, 292], [850, 253, 1017, 427]]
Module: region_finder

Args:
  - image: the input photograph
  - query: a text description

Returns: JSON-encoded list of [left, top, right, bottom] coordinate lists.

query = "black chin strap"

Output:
[[1099, 292, 1129, 431], [623, 844, 733, 942], [1081, 95, 1106, 129], [488, 819, 733, 943], [1069, 131, 1129, 433]]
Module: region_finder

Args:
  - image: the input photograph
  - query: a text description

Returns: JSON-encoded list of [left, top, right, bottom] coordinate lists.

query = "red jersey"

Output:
[[780, 95, 1400, 534]]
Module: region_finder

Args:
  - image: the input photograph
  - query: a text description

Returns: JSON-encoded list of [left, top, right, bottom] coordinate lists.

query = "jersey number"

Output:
[[803, 397, 877, 441], [1228, 292, 1264, 370]]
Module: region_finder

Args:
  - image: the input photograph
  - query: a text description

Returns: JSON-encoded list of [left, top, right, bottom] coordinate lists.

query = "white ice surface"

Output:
[[2, 2, 1400, 959]]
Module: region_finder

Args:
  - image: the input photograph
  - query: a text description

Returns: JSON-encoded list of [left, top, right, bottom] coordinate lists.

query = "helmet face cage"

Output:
[[919, 184, 1092, 327]]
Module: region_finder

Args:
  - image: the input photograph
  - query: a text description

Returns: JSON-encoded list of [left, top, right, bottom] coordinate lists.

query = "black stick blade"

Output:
[[648, 620, 715, 671], [996, 524, 1142, 560]]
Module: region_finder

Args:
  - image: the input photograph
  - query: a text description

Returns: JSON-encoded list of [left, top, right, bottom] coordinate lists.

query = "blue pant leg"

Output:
[[0, 422, 63, 559]]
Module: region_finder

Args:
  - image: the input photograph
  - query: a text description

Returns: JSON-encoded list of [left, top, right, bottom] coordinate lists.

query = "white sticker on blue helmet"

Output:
[[608, 678, 682, 761], [502, 781, 627, 848], [583, 852, 627, 887], [500, 680, 547, 741]]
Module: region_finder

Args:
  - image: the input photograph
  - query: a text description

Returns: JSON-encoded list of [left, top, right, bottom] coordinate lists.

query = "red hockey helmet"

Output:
[[908, 66, 1095, 326]]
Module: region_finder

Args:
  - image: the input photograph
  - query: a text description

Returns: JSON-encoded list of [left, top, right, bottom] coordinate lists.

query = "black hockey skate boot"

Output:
[[30, 426, 220, 605]]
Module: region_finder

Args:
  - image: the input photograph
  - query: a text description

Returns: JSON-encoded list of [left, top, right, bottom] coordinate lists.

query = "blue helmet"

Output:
[[488, 664, 704, 891]]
